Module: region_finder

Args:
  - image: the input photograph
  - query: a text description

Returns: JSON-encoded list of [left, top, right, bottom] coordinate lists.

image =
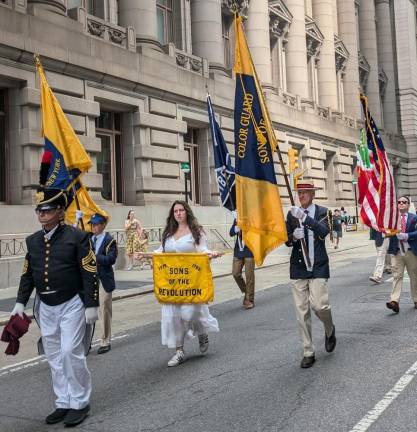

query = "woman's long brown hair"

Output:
[[161, 200, 204, 249]]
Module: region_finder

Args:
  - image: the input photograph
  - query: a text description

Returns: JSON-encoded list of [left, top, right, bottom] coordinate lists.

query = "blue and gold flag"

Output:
[[233, 16, 287, 266], [36, 58, 108, 229]]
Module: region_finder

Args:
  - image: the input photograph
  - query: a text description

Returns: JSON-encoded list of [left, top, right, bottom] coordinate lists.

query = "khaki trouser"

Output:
[[99, 286, 113, 346], [232, 257, 255, 302], [372, 238, 391, 280], [390, 250, 417, 303], [291, 278, 334, 357]]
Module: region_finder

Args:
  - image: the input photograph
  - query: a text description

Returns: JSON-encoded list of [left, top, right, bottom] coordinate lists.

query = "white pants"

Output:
[[372, 238, 391, 279], [40, 295, 91, 410]]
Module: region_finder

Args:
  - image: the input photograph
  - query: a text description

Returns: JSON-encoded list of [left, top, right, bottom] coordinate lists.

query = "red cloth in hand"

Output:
[[1, 313, 31, 355]]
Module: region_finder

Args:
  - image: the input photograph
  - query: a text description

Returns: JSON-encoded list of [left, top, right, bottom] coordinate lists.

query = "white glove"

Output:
[[293, 227, 305, 240], [234, 226, 240, 233], [11, 302, 24, 318], [85, 307, 99, 325], [290, 206, 306, 220], [75, 210, 84, 222], [397, 233, 408, 241]]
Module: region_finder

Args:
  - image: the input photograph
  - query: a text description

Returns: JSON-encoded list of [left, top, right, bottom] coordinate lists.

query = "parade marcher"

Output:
[[386, 196, 417, 313], [369, 228, 391, 284], [153, 200, 220, 367], [230, 211, 255, 309], [286, 182, 336, 369], [89, 213, 118, 354], [332, 209, 343, 249], [124, 210, 142, 270], [10, 188, 99, 426]]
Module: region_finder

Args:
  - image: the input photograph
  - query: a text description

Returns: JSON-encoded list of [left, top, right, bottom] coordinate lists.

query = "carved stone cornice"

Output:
[[305, 16, 324, 58], [358, 51, 370, 88], [269, 0, 292, 41], [378, 67, 388, 97], [334, 35, 349, 72], [221, 0, 250, 19]]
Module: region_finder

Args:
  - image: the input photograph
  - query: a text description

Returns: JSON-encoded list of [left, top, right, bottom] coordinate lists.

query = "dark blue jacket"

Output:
[[91, 232, 118, 293], [388, 213, 417, 256], [286, 205, 330, 279], [229, 220, 253, 259]]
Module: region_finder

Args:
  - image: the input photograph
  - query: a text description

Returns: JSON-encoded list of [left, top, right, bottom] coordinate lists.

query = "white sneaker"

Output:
[[167, 350, 185, 367], [198, 334, 209, 353]]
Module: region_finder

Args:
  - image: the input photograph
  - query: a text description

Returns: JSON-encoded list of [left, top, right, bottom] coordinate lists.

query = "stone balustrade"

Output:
[[0, 0, 26, 12], [68, 8, 136, 52], [163, 43, 209, 78]]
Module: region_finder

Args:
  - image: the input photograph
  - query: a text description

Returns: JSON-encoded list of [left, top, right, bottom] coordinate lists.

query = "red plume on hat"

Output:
[[39, 150, 53, 186]]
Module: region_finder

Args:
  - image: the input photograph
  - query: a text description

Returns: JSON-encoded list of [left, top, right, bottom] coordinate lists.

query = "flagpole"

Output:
[[235, 18, 311, 268]]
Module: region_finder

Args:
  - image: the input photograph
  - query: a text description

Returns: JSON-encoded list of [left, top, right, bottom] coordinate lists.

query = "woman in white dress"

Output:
[[155, 200, 220, 367]]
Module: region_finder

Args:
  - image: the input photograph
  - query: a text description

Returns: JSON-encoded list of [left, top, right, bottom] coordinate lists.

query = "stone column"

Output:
[[375, 0, 398, 133], [313, 0, 338, 109], [358, 0, 382, 126], [190, 0, 225, 74], [337, 0, 360, 119], [245, 0, 272, 87], [118, 0, 160, 50], [27, 0, 65, 15], [286, 0, 309, 98]]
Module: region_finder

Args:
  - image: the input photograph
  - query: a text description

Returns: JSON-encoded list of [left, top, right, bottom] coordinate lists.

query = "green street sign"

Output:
[[180, 162, 191, 173]]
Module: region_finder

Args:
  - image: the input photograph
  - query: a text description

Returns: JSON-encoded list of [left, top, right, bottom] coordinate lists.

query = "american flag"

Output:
[[359, 94, 399, 233]]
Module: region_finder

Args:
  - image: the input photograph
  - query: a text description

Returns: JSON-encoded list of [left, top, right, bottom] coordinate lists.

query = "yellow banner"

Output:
[[153, 253, 214, 304]]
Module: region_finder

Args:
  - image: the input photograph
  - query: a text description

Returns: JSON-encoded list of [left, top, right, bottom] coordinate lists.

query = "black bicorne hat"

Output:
[[35, 187, 69, 211]]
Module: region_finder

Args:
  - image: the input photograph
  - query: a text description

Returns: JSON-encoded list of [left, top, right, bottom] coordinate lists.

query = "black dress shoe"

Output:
[[386, 301, 400, 313], [325, 326, 337, 353], [45, 408, 69, 424], [97, 344, 111, 355], [63, 405, 90, 427], [300, 355, 315, 368]]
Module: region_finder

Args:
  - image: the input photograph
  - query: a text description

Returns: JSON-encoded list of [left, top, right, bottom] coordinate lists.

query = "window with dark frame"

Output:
[[96, 111, 123, 203], [222, 14, 232, 70], [184, 128, 201, 205], [156, 0, 174, 46]]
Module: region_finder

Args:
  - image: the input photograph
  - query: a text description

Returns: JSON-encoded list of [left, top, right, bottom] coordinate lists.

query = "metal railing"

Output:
[[0, 224, 232, 259]]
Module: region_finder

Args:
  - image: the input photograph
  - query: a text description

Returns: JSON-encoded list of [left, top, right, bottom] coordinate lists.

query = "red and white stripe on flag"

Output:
[[359, 95, 399, 233]]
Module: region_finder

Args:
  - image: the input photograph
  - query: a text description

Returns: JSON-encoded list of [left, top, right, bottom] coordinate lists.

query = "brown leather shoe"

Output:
[[243, 299, 254, 310], [386, 301, 400, 313]]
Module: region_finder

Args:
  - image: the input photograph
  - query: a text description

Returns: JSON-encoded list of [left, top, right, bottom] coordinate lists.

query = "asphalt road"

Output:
[[1, 248, 417, 432]]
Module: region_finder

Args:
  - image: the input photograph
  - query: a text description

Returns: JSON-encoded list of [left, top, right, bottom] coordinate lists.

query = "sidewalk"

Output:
[[0, 231, 371, 324]]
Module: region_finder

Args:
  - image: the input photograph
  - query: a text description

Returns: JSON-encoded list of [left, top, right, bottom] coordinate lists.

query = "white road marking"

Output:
[[349, 359, 417, 431], [0, 333, 129, 377]]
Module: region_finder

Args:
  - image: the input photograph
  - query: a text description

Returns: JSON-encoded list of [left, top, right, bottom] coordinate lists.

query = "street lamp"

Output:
[[180, 162, 191, 203]]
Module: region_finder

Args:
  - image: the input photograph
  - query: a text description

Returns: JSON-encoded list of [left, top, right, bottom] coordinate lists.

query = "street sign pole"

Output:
[[180, 162, 191, 203], [352, 179, 358, 225]]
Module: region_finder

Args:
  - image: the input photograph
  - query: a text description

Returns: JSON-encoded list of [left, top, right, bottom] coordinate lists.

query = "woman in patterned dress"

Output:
[[124, 210, 142, 270], [154, 200, 220, 367]]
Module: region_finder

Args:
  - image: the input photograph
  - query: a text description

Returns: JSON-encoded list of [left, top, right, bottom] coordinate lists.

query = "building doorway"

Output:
[[184, 128, 201, 205]]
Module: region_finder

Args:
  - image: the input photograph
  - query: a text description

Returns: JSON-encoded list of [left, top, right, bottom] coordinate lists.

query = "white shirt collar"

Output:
[[43, 224, 60, 240]]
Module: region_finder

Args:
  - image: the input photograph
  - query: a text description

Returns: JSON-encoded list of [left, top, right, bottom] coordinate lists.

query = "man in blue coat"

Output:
[[386, 196, 417, 313], [89, 214, 118, 354], [230, 212, 255, 309], [286, 182, 336, 368]]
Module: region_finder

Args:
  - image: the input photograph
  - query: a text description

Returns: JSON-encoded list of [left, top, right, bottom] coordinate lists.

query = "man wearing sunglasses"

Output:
[[9, 187, 99, 426], [386, 196, 417, 313]]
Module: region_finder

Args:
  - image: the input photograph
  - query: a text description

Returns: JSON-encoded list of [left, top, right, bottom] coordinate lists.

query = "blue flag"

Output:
[[207, 94, 236, 212]]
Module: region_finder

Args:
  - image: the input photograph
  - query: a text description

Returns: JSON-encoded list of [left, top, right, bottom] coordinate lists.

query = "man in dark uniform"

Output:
[[88, 213, 118, 354], [286, 182, 336, 368], [10, 188, 99, 426], [230, 212, 255, 309]]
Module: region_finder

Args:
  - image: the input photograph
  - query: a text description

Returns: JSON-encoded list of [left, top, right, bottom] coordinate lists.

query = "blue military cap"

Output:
[[88, 213, 108, 225]]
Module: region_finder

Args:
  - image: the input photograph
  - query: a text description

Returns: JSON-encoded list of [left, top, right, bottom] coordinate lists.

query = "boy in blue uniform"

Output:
[[89, 213, 118, 354]]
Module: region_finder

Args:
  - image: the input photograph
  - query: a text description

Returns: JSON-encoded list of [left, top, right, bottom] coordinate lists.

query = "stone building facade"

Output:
[[0, 0, 415, 236]]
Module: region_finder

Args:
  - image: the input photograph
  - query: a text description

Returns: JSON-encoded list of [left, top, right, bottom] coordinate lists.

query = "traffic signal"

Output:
[[288, 147, 299, 173]]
